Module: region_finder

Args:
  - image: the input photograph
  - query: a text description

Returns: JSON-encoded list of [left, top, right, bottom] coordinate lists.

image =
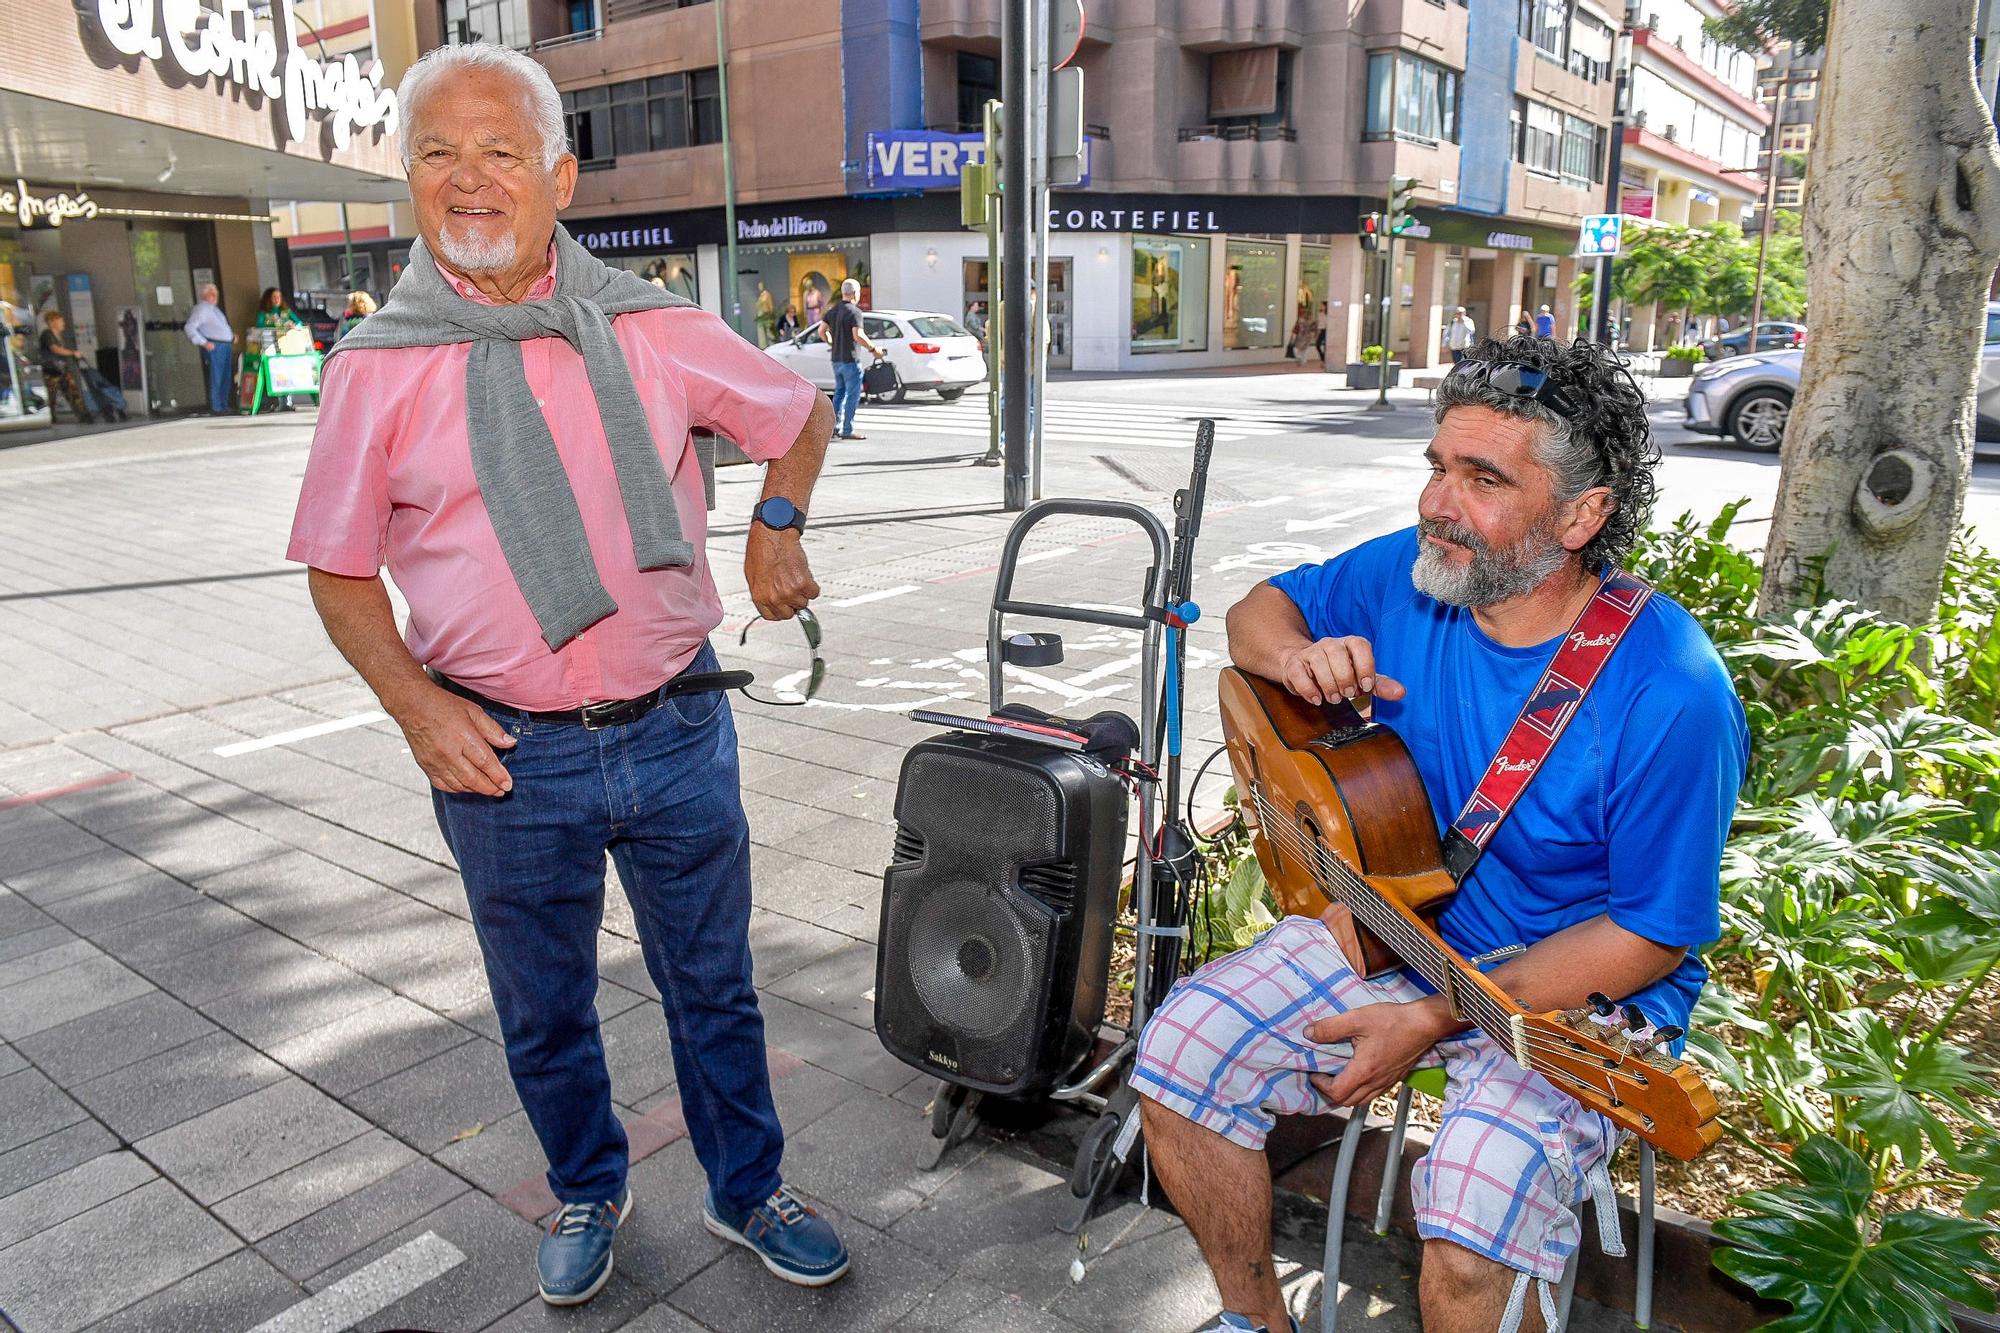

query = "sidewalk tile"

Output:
[[0, 1119, 119, 1198], [0, 934, 95, 990], [0, 888, 56, 944], [103, 816, 289, 884], [482, 1274, 659, 1331], [0, 1148, 156, 1250], [89, 894, 261, 967], [212, 1127, 416, 1241], [198, 847, 403, 932], [1043, 1205, 1219, 1331], [747, 845, 879, 920], [775, 812, 895, 876], [0, 1043, 20, 1077], [15, 989, 216, 1088], [0, 813, 109, 883], [779, 1090, 978, 1231], [0, 952, 154, 1040], [599, 1139, 729, 1295], [137, 1075, 371, 1205], [2, 844, 155, 906], [344, 1036, 520, 1153], [36, 781, 191, 837], [301, 1189, 537, 1333], [605, 1303, 708, 1331], [78, 1248, 304, 1333], [269, 994, 477, 1096], [432, 1107, 547, 1196], [755, 992, 917, 1094], [748, 907, 856, 987], [203, 954, 394, 1048], [0, 1176, 238, 1333], [142, 921, 328, 1007], [40, 868, 200, 937], [665, 1201, 942, 1333], [767, 940, 878, 1028], [899, 1276, 1085, 1332], [598, 1003, 679, 1108], [257, 1157, 469, 1282], [71, 1028, 286, 1140]]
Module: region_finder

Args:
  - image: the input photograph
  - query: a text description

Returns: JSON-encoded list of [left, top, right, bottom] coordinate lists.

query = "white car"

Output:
[[764, 308, 987, 402]]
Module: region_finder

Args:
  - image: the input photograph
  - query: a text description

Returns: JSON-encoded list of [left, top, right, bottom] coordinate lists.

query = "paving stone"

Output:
[[606, 1304, 709, 1332], [0, 1066, 88, 1154], [767, 939, 879, 1028], [597, 1139, 730, 1295], [1043, 1198, 1222, 1331], [598, 933, 661, 1001], [15, 989, 217, 1089], [748, 906, 857, 987], [310, 898, 488, 1010], [1, 844, 156, 905], [599, 1002, 679, 1108], [0, 895, 61, 952], [749, 844, 881, 920], [0, 933, 96, 990], [303, 1188, 539, 1333], [269, 995, 478, 1096], [430, 1107, 550, 1196], [203, 954, 395, 1048], [142, 922, 332, 1008], [666, 1201, 943, 1333], [137, 1075, 372, 1205], [79, 1248, 306, 1333], [896, 1275, 1086, 1331], [481, 1274, 661, 1331], [71, 1028, 286, 1140], [0, 1042, 21, 1077], [776, 811, 898, 876], [756, 992, 921, 1094], [87, 894, 261, 967], [0, 1177, 239, 1333], [37, 781, 192, 837], [0, 1148, 156, 1250], [0, 814, 111, 884], [779, 1089, 980, 1231], [102, 815, 290, 884], [212, 1128, 417, 1242], [257, 1158, 470, 1282], [344, 1037, 521, 1153], [0, 951, 154, 1040], [38, 868, 201, 937], [199, 848, 407, 936], [0, 1118, 120, 1199]]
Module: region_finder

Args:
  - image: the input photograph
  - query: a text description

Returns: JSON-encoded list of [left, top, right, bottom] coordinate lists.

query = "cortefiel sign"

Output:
[[93, 0, 398, 149], [862, 131, 1092, 193]]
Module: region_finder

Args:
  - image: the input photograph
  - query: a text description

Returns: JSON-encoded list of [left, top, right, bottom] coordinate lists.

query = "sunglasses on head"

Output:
[[1460, 360, 1582, 420], [736, 608, 825, 706]]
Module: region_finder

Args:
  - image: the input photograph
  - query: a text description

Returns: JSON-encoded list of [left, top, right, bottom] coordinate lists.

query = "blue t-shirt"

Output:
[[1267, 527, 1748, 1039]]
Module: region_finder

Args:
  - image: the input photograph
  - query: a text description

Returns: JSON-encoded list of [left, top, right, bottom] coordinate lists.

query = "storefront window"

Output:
[[1131, 235, 1209, 353], [730, 238, 870, 346], [613, 253, 699, 303], [1223, 239, 1284, 350]]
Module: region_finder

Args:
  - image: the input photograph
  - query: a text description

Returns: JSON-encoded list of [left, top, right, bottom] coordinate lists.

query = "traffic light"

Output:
[[1360, 212, 1381, 252], [1388, 175, 1419, 235], [986, 98, 1005, 182]]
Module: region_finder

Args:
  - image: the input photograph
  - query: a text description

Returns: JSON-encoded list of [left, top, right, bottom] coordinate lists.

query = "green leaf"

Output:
[[1823, 1015, 1995, 1164], [1713, 1137, 2000, 1331]]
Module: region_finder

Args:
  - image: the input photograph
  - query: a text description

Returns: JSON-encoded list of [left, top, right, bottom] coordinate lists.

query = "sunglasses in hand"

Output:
[[736, 607, 826, 706]]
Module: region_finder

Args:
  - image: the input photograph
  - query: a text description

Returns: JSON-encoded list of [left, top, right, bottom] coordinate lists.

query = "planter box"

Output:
[[1345, 361, 1402, 390], [1659, 357, 1700, 379]]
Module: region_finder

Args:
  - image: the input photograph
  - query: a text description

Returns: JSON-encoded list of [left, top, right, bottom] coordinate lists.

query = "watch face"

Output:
[[759, 497, 799, 529]]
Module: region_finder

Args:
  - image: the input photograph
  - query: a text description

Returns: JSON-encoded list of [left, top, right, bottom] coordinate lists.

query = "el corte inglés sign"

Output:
[[93, 0, 399, 149], [0, 181, 98, 229]]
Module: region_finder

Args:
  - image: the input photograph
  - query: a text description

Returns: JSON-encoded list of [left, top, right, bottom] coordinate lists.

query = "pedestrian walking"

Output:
[[965, 300, 988, 343], [773, 300, 800, 342], [1315, 301, 1328, 362], [1514, 312, 1534, 338], [336, 290, 377, 340], [1285, 303, 1316, 361], [1535, 303, 1555, 338], [818, 277, 884, 441], [288, 41, 847, 1308], [1443, 305, 1476, 364], [183, 282, 236, 415]]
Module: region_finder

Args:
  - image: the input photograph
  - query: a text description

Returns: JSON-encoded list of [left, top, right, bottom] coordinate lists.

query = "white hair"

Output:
[[840, 278, 860, 299], [398, 43, 568, 170]]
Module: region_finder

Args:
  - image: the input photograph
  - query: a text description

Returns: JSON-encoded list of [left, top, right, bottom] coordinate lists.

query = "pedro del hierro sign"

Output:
[[93, 0, 399, 149]]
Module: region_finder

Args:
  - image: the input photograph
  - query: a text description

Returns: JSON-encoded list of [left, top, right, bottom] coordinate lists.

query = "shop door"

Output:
[[1045, 260, 1071, 370], [132, 227, 203, 414]]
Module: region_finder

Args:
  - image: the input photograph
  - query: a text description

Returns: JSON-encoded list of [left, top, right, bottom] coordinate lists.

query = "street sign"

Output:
[[1051, 0, 1086, 69], [1579, 213, 1624, 257], [1049, 66, 1085, 185]]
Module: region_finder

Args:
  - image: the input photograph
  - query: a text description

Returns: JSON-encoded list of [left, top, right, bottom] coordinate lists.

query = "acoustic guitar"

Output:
[[1218, 666, 1722, 1161]]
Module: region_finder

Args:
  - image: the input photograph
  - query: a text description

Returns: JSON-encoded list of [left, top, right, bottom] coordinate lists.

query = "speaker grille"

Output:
[[891, 824, 925, 864], [906, 882, 1039, 1039], [1019, 861, 1079, 913]]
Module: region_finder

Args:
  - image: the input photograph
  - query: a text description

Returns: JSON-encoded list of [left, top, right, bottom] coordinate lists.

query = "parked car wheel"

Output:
[[938, 386, 966, 401], [1728, 387, 1792, 449], [891, 384, 908, 404]]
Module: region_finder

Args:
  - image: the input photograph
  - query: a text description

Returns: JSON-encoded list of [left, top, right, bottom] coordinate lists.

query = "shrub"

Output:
[[1665, 342, 1709, 362], [1358, 345, 1390, 364]]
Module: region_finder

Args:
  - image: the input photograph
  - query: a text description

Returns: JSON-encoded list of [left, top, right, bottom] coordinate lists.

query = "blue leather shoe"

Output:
[[537, 1185, 632, 1306], [702, 1184, 850, 1287]]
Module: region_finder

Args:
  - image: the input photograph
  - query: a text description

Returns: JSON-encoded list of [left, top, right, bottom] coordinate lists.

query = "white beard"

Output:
[[436, 223, 517, 274], [1411, 518, 1573, 608]]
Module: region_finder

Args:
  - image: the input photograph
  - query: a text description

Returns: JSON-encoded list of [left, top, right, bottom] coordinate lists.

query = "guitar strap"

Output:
[[1440, 569, 1654, 884]]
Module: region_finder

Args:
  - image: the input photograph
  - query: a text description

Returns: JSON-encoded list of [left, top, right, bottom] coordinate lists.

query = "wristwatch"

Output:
[[753, 496, 806, 534]]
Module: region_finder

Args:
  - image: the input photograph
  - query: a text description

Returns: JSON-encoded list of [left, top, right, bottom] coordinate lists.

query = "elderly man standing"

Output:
[[183, 283, 236, 415], [287, 43, 845, 1307]]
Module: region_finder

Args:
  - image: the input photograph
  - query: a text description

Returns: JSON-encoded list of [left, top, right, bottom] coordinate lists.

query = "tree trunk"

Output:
[[1756, 0, 2000, 623]]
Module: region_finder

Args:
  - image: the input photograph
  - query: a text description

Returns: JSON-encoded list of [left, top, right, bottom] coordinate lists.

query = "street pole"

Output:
[[715, 0, 741, 333], [1373, 179, 1396, 410], [1030, 0, 1050, 502], [1000, 0, 1032, 511], [339, 202, 355, 294], [1594, 8, 1635, 346], [1747, 83, 1785, 344], [978, 101, 1003, 468]]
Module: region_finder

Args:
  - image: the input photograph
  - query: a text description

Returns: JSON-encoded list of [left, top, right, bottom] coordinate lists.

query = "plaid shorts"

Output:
[[1132, 915, 1622, 1283]]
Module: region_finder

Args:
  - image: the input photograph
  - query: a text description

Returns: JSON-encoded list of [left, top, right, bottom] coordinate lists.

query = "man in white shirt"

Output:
[[182, 284, 237, 415], [1443, 306, 1477, 363]]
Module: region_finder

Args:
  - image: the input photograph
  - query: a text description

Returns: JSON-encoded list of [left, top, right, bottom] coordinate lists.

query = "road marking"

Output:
[[245, 1231, 465, 1333], [1017, 547, 1076, 566], [1284, 504, 1380, 533], [1372, 455, 1431, 468], [1247, 494, 1295, 508], [832, 585, 918, 608], [214, 712, 388, 757]]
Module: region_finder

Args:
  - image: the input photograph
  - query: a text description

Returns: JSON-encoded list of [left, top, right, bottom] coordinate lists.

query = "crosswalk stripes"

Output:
[[845, 393, 1324, 449]]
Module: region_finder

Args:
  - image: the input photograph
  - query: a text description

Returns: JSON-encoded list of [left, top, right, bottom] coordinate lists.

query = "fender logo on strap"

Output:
[[1445, 571, 1654, 877]]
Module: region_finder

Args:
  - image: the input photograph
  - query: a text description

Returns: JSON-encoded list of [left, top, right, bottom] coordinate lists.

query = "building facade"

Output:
[[305, 0, 1626, 371], [0, 0, 409, 429]]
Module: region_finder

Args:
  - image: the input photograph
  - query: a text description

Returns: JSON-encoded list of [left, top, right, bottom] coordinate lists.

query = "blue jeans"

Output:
[[201, 344, 232, 414], [431, 644, 783, 1210], [830, 360, 862, 435]]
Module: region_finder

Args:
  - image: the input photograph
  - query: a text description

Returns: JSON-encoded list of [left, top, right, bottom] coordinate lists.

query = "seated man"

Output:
[[1135, 337, 1748, 1333]]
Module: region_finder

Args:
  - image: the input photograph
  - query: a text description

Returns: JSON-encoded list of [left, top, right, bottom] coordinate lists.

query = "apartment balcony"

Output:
[[1177, 0, 1307, 52], [919, 0, 1002, 49], [1174, 124, 1301, 192], [1355, 0, 1468, 61]]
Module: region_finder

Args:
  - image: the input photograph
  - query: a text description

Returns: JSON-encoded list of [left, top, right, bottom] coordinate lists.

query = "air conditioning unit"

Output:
[[1645, 13, 1660, 32], [1633, 109, 1649, 128], [1662, 123, 1680, 142]]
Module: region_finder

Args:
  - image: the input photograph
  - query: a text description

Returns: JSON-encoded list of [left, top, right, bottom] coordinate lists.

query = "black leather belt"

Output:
[[430, 667, 753, 730]]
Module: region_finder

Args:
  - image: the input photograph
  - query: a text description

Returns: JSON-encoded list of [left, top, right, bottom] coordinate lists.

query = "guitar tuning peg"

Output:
[[1587, 992, 1616, 1016], [1629, 1023, 1683, 1058], [1620, 1002, 1649, 1033]]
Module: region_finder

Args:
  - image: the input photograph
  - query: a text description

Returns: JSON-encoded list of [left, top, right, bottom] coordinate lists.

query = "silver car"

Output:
[[1685, 304, 2000, 448]]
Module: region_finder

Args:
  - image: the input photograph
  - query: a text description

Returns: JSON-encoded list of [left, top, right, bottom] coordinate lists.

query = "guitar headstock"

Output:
[[1518, 1008, 1722, 1161]]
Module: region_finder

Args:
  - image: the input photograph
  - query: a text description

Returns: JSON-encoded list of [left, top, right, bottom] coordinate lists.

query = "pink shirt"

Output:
[[287, 252, 817, 711]]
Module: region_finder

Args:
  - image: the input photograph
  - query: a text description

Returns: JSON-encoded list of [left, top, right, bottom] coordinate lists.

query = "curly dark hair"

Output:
[[1432, 336, 1659, 572]]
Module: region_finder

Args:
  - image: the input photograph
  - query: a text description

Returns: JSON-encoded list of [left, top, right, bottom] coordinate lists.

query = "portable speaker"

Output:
[[874, 731, 1128, 1096]]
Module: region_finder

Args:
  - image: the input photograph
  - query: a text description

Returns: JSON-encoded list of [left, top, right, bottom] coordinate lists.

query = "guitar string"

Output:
[[1242, 786, 1675, 1085]]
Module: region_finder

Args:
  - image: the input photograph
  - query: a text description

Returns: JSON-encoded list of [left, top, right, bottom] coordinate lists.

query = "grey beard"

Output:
[[437, 225, 517, 274], [1411, 517, 1573, 608]]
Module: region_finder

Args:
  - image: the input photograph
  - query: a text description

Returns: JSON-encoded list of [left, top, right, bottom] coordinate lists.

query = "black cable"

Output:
[[1185, 742, 1238, 845]]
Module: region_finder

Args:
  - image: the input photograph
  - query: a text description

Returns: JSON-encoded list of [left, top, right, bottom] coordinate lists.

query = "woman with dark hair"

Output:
[[247, 287, 305, 411]]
